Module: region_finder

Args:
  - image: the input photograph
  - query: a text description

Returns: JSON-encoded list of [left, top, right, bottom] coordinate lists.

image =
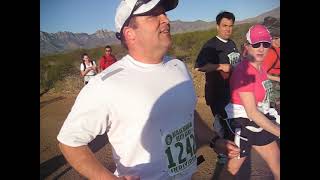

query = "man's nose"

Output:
[[159, 13, 169, 24]]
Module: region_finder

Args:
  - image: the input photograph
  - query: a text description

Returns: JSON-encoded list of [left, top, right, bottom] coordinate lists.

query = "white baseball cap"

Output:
[[115, 0, 179, 40]]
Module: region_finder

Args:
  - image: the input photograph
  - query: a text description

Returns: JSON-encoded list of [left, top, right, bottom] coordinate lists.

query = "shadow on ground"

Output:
[[40, 132, 109, 179], [40, 96, 66, 109]]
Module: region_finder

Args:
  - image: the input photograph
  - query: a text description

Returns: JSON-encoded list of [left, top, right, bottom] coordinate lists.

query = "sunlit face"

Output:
[[246, 42, 271, 62], [272, 37, 280, 48], [132, 6, 172, 52], [217, 18, 234, 40], [83, 55, 90, 61], [105, 48, 112, 55]]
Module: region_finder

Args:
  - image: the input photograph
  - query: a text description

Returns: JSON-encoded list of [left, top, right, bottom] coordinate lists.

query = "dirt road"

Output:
[[40, 94, 275, 180]]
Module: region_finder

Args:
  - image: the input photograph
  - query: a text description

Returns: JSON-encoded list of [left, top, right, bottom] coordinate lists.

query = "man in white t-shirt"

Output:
[[57, 0, 240, 179]]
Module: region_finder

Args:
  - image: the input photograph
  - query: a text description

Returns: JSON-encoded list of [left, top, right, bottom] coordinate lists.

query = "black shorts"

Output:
[[225, 114, 278, 157]]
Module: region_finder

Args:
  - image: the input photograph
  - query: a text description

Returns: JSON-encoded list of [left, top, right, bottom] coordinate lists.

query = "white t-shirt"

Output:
[[58, 55, 197, 179], [80, 61, 96, 82]]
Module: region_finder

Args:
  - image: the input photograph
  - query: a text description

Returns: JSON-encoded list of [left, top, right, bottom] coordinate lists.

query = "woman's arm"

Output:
[[239, 92, 280, 137], [267, 74, 280, 82], [80, 67, 93, 77], [93, 62, 98, 74]]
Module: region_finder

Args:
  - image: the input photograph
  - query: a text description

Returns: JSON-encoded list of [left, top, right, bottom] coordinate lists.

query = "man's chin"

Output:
[[164, 41, 172, 51], [255, 57, 265, 63]]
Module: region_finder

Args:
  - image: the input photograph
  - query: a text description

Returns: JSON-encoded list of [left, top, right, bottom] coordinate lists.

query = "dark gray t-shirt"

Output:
[[195, 36, 240, 105]]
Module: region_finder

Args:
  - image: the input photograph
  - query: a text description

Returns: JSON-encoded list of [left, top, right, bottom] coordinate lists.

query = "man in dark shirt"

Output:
[[195, 11, 241, 165]]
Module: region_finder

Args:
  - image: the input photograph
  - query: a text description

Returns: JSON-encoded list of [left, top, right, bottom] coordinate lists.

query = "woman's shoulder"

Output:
[[234, 59, 248, 70], [233, 60, 255, 78]]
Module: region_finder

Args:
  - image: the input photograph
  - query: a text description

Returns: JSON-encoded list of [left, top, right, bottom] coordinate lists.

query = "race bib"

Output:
[[161, 121, 197, 176], [262, 80, 272, 103], [258, 80, 273, 113], [227, 52, 241, 67]]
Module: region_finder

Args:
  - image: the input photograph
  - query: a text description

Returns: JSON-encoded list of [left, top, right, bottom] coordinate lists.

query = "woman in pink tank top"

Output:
[[220, 24, 280, 180]]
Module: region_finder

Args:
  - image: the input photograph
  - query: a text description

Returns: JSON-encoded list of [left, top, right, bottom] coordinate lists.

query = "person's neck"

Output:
[[249, 61, 263, 71], [128, 48, 165, 64], [216, 35, 228, 43]]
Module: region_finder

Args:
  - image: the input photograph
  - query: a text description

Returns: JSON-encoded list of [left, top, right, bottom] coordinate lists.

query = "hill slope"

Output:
[[40, 6, 279, 56]]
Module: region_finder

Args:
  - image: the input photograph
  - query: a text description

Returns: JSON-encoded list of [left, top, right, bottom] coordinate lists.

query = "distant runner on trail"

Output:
[[221, 24, 280, 180], [80, 53, 98, 85], [98, 45, 117, 73], [57, 0, 240, 179], [194, 11, 241, 165]]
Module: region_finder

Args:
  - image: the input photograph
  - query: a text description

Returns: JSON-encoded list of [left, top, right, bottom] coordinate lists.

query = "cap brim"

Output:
[[116, 0, 179, 40], [134, 0, 178, 16], [160, 0, 179, 11]]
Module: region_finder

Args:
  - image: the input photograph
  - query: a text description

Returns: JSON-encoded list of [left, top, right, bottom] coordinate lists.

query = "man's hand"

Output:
[[219, 71, 230, 80], [195, 64, 212, 72], [195, 63, 231, 73], [217, 64, 231, 73], [118, 175, 140, 180], [213, 139, 240, 159]]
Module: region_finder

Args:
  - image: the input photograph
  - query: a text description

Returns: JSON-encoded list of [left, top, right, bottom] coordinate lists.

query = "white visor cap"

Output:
[[114, 0, 178, 39]]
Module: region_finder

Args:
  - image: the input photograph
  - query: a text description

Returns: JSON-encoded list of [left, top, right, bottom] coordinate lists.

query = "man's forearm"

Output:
[[195, 63, 220, 73], [196, 63, 231, 73], [59, 143, 116, 179]]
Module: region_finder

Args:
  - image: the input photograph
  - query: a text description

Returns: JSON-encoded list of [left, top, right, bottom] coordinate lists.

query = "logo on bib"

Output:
[[227, 52, 241, 67], [161, 121, 197, 176]]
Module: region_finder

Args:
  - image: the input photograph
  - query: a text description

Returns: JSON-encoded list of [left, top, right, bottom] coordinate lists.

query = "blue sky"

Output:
[[40, 0, 280, 34]]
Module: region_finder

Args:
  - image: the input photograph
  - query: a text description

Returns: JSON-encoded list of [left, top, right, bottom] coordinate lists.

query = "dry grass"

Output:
[[46, 74, 82, 96], [46, 63, 206, 99]]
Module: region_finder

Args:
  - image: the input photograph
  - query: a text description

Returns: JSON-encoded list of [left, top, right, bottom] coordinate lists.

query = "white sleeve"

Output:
[[57, 86, 111, 147], [175, 59, 192, 79], [80, 63, 84, 71]]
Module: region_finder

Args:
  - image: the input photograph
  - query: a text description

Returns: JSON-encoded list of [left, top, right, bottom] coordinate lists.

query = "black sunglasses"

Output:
[[116, 0, 151, 40], [251, 42, 271, 48]]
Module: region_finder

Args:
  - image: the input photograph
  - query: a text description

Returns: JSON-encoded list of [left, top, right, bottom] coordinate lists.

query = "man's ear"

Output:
[[123, 27, 135, 42]]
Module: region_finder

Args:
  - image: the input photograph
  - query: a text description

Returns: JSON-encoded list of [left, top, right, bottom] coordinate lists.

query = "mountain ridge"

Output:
[[40, 6, 279, 56]]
